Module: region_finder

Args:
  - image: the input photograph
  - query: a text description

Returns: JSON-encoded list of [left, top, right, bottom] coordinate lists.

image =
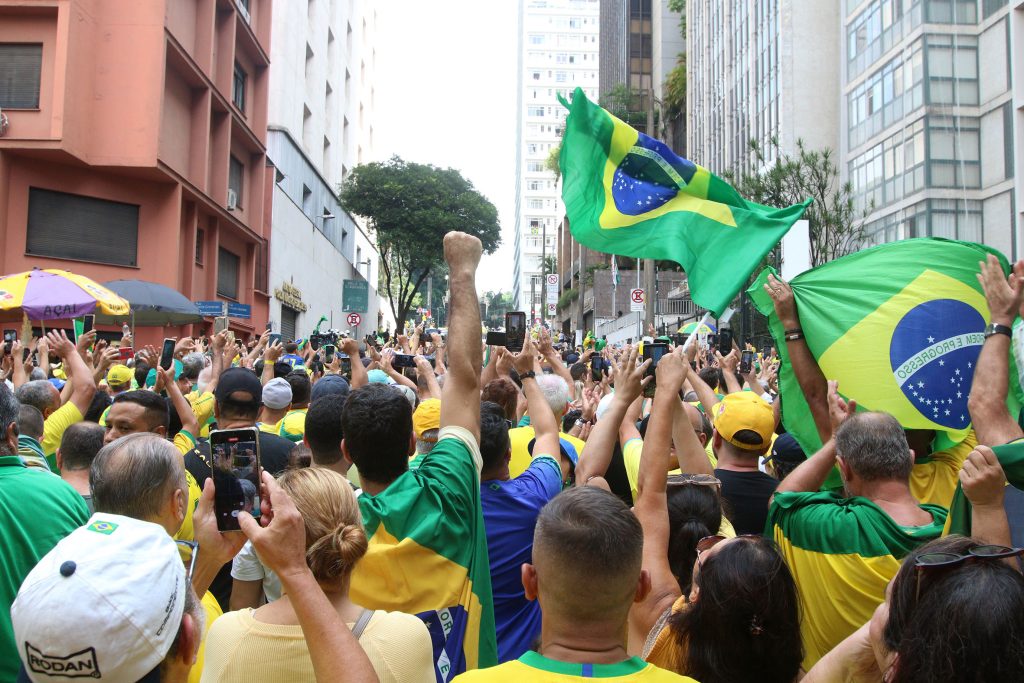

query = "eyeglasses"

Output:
[[667, 474, 721, 488], [696, 534, 726, 561], [914, 544, 1024, 604], [175, 540, 199, 584]]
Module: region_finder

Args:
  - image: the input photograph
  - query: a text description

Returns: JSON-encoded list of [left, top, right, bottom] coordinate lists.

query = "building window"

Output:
[[928, 116, 980, 188], [217, 248, 240, 299], [195, 229, 205, 264], [0, 43, 43, 109], [26, 188, 139, 266], [232, 62, 247, 112], [229, 155, 244, 203], [255, 239, 268, 293], [527, 106, 545, 117], [280, 305, 299, 341]]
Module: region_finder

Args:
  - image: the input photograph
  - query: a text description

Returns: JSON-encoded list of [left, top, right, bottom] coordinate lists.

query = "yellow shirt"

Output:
[[909, 430, 976, 509], [42, 401, 84, 470], [189, 592, 223, 683], [172, 430, 202, 543], [454, 651, 696, 682], [200, 608, 435, 683], [275, 408, 308, 443], [509, 427, 585, 478], [186, 390, 217, 438]]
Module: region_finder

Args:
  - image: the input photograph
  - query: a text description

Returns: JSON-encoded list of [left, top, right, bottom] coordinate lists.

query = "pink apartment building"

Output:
[[0, 0, 272, 344]]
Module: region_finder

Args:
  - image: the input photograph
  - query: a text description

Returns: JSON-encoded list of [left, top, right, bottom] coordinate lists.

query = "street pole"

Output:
[[636, 257, 641, 340], [643, 87, 657, 335], [541, 222, 547, 328]]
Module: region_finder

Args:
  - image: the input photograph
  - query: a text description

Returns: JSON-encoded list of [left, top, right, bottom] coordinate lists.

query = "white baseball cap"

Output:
[[12, 514, 186, 683], [262, 377, 293, 410]]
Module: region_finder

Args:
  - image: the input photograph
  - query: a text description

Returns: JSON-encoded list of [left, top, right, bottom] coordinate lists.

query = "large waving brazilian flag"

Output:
[[558, 88, 810, 316], [749, 238, 1022, 462]]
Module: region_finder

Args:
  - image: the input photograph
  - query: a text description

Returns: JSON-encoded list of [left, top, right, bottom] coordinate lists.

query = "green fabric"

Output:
[[748, 238, 1021, 490], [0, 456, 89, 681], [946, 439, 1024, 535], [17, 435, 49, 472], [769, 490, 947, 557], [558, 87, 809, 316], [518, 651, 648, 677]]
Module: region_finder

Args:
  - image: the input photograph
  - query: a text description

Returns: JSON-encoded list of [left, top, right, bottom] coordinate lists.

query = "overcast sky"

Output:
[[374, 0, 520, 295]]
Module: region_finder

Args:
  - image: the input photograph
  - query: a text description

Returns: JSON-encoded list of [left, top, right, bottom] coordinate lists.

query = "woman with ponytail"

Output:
[[201, 467, 434, 682]]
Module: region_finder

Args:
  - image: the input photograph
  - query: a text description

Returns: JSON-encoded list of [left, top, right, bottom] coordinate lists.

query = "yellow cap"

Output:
[[106, 364, 133, 387], [412, 398, 441, 440], [713, 392, 775, 452]]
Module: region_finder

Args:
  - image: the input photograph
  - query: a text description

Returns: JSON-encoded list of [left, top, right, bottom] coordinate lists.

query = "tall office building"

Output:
[[267, 0, 387, 338], [514, 0, 600, 316], [844, 0, 1018, 259], [686, 0, 841, 174]]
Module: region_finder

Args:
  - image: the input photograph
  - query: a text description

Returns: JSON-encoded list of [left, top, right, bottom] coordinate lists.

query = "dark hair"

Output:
[[668, 536, 803, 683], [569, 362, 587, 381], [133, 362, 151, 391], [666, 484, 722, 594], [304, 394, 347, 466], [112, 390, 170, 432], [534, 487, 643, 623], [285, 371, 312, 406], [284, 342, 299, 353], [698, 367, 723, 393], [59, 422, 106, 471], [16, 404, 44, 440], [15, 380, 57, 415], [480, 401, 511, 472], [84, 391, 112, 423], [341, 384, 412, 484], [884, 535, 1024, 683], [562, 409, 582, 434], [481, 378, 519, 422], [0, 383, 18, 455]]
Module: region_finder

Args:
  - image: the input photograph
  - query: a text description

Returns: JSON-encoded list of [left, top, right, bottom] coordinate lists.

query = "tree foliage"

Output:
[[340, 156, 501, 324], [724, 138, 868, 267], [481, 290, 515, 329]]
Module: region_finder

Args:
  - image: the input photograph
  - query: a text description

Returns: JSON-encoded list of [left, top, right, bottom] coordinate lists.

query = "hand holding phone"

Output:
[[740, 350, 755, 374], [505, 312, 527, 353], [159, 338, 176, 370], [642, 343, 669, 398], [718, 329, 733, 356], [210, 427, 262, 532]]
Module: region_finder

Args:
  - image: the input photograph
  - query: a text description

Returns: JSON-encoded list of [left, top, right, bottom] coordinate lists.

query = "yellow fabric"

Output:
[[909, 430, 976, 508], [772, 532, 899, 670], [413, 398, 441, 439], [455, 655, 696, 682], [41, 401, 83, 457], [258, 421, 278, 434], [276, 408, 308, 442], [106, 364, 132, 386], [645, 596, 688, 672], [711, 392, 775, 451], [189, 592, 223, 683], [170, 434, 202, 543], [200, 607, 435, 683], [509, 427, 585, 478], [186, 391, 216, 439]]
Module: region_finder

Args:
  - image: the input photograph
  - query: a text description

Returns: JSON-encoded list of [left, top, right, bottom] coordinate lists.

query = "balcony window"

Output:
[[232, 62, 247, 112], [26, 188, 138, 266], [217, 248, 240, 299], [0, 43, 42, 109]]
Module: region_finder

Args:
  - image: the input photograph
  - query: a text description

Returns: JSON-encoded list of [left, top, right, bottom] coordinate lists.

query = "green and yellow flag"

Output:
[[558, 88, 810, 316], [945, 439, 1024, 536], [749, 238, 1021, 470]]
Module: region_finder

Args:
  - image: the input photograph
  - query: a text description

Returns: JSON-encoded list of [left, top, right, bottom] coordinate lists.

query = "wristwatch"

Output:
[[984, 322, 1013, 339], [520, 370, 537, 380]]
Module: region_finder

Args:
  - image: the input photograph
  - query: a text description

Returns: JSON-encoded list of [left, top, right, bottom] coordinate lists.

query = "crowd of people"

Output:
[[1, 232, 1023, 683]]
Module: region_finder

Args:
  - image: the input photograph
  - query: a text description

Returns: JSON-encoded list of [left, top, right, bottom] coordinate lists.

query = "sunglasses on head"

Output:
[[668, 474, 721, 488], [914, 544, 1024, 604], [175, 540, 199, 584]]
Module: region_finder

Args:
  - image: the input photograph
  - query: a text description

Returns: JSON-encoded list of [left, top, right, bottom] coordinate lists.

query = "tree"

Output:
[[481, 290, 515, 329], [724, 138, 868, 267], [340, 156, 501, 324]]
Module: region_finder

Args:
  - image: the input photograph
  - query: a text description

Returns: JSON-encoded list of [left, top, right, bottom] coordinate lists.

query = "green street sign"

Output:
[[342, 279, 369, 313]]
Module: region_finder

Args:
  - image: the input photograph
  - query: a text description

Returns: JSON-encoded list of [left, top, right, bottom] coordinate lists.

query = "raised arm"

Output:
[[716, 349, 742, 394], [764, 273, 832, 444], [632, 351, 688, 638], [47, 330, 96, 416], [380, 350, 417, 390], [575, 347, 649, 487], [11, 340, 26, 389], [340, 338, 368, 389], [414, 355, 441, 400], [438, 232, 483, 441], [960, 445, 1013, 549], [159, 365, 199, 438], [969, 255, 1024, 446], [538, 327, 575, 390], [513, 336, 564, 477], [430, 332, 447, 376], [672, 376, 715, 476]]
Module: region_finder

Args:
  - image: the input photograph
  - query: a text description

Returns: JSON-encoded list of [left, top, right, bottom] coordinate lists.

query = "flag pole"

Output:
[[680, 310, 713, 353]]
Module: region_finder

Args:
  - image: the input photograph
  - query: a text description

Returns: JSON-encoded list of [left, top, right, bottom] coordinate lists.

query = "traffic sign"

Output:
[[195, 300, 225, 317], [342, 279, 369, 313], [346, 312, 362, 326], [630, 288, 645, 312], [226, 302, 251, 319], [546, 273, 559, 304], [546, 302, 556, 316], [546, 274, 558, 286]]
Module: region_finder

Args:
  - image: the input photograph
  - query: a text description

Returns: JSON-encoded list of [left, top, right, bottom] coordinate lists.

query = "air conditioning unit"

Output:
[[227, 189, 238, 211]]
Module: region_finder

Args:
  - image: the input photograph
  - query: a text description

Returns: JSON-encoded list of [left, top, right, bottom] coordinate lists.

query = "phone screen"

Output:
[[324, 344, 336, 363], [505, 312, 526, 352], [718, 330, 733, 356], [740, 350, 755, 374], [159, 338, 176, 370], [81, 315, 94, 336], [591, 357, 604, 382], [210, 428, 261, 532], [3, 330, 15, 356], [642, 343, 668, 398], [393, 353, 417, 368], [214, 317, 229, 335]]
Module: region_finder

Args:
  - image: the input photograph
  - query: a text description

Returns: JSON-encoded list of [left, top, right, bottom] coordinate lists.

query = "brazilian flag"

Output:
[[558, 88, 810, 316], [945, 439, 1024, 535], [749, 238, 1022, 464]]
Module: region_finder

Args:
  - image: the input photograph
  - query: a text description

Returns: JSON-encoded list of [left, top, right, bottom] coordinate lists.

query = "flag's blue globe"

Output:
[[889, 299, 984, 430], [611, 133, 695, 216]]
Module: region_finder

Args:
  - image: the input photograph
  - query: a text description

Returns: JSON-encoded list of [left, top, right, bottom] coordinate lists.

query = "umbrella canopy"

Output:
[[679, 321, 717, 335], [0, 269, 130, 320], [96, 279, 203, 326]]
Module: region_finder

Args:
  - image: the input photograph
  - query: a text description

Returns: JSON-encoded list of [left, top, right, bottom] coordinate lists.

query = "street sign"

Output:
[[630, 288, 645, 312], [546, 273, 559, 305], [346, 312, 362, 327], [546, 302, 556, 316], [195, 300, 225, 317], [343, 279, 369, 313], [546, 274, 558, 286], [226, 302, 251, 319]]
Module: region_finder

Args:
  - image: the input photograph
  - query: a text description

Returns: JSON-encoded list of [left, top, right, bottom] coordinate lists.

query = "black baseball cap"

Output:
[[214, 367, 263, 408]]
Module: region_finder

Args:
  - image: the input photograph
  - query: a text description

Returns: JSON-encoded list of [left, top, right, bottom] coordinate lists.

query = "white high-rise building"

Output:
[[514, 0, 600, 316], [266, 0, 390, 338]]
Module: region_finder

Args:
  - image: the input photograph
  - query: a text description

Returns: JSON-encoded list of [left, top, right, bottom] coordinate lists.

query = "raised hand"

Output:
[[46, 330, 77, 359], [764, 273, 799, 329], [977, 253, 1024, 326], [827, 380, 857, 436]]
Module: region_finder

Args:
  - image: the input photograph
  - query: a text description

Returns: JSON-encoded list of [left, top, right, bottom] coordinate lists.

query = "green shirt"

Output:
[[0, 455, 89, 681]]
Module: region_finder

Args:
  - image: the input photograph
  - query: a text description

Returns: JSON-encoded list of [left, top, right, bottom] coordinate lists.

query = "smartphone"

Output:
[[740, 350, 755, 374], [324, 344, 336, 363], [675, 333, 688, 348], [80, 315, 94, 337], [159, 338, 176, 370], [2, 330, 15, 356], [426, 328, 441, 336], [505, 311, 527, 352], [485, 330, 507, 347], [591, 357, 605, 382], [209, 427, 261, 532], [718, 329, 733, 356], [214, 316, 229, 335], [642, 342, 669, 398], [22, 347, 31, 362], [268, 333, 282, 346], [393, 353, 417, 368], [118, 346, 134, 362], [265, 321, 273, 332], [706, 333, 718, 349]]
